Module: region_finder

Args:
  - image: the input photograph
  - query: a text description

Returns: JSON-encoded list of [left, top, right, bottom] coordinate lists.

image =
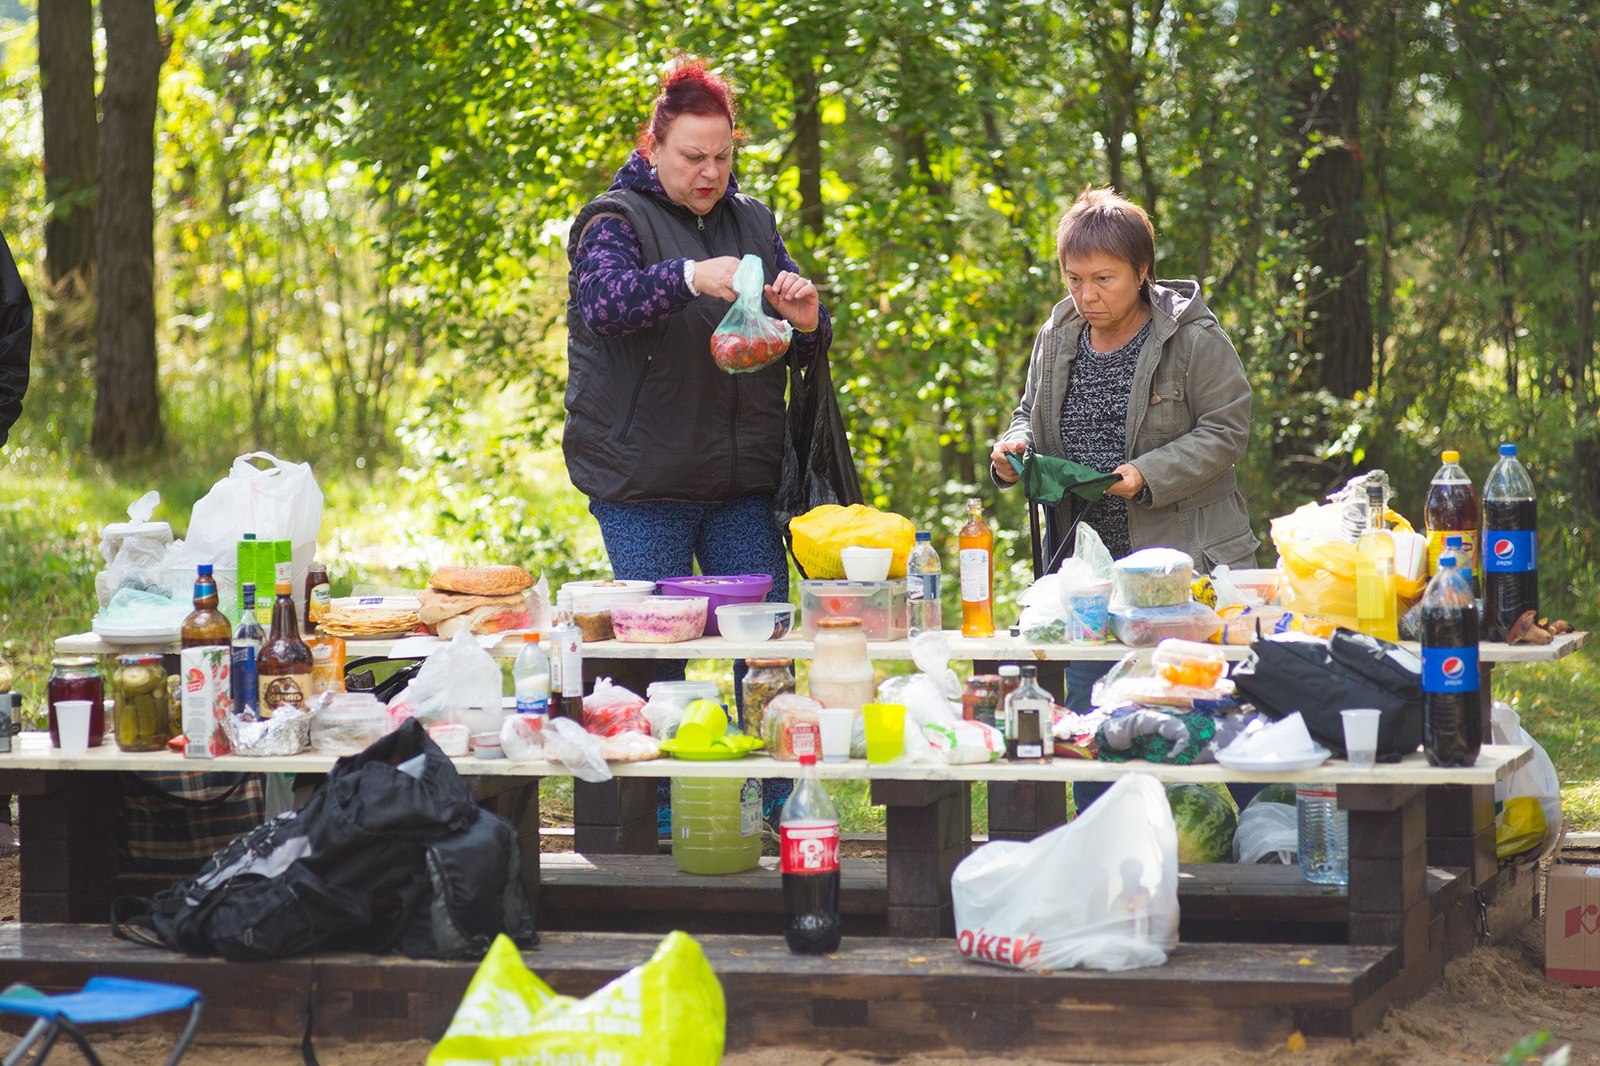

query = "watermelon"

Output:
[[1166, 783, 1238, 863], [1247, 783, 1297, 810]]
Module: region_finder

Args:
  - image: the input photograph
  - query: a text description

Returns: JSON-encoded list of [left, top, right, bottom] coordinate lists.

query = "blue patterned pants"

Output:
[[589, 495, 794, 829]]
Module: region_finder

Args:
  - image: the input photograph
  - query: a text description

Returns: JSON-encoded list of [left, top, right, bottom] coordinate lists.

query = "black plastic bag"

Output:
[[1231, 628, 1424, 761], [771, 344, 862, 572]]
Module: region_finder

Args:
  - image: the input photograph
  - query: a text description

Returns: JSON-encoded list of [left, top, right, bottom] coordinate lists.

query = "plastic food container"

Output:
[[558, 580, 656, 612], [1109, 602, 1221, 646], [611, 596, 710, 643], [1112, 548, 1195, 608], [1224, 568, 1284, 605], [572, 609, 614, 642], [310, 692, 391, 755], [1151, 638, 1228, 687], [799, 580, 908, 640], [715, 603, 795, 642], [655, 575, 774, 635]]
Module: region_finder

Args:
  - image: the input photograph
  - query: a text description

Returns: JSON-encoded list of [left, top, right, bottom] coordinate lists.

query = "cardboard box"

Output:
[[1545, 863, 1600, 986]]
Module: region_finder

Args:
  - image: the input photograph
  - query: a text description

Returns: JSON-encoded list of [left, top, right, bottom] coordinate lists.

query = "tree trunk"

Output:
[[37, 0, 98, 336], [92, 0, 164, 457], [1572, 96, 1599, 526], [789, 51, 824, 240], [1287, 3, 1372, 399]]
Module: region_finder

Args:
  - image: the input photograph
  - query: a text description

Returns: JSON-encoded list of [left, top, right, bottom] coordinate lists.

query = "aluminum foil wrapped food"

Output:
[[221, 706, 312, 756]]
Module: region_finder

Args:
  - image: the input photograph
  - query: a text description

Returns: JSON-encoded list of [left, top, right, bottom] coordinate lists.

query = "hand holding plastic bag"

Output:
[[428, 932, 725, 1066], [709, 253, 791, 373]]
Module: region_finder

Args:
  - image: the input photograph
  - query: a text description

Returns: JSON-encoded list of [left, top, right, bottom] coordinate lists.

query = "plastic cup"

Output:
[[1341, 708, 1382, 769], [862, 702, 907, 764], [817, 707, 855, 764], [1064, 579, 1112, 643], [56, 700, 93, 754]]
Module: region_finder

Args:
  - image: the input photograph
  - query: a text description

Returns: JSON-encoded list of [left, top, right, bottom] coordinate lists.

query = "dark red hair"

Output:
[[638, 57, 740, 150]]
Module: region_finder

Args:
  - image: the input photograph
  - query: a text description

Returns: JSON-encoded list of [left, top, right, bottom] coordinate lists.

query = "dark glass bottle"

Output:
[[258, 577, 313, 718], [180, 564, 232, 648]]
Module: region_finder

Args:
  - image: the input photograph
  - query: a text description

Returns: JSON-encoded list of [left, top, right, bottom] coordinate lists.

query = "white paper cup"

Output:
[[817, 707, 855, 764], [56, 700, 94, 754], [1341, 708, 1382, 768]]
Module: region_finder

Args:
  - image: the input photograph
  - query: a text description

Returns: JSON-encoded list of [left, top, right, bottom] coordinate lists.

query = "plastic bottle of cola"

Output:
[[780, 724, 842, 955], [1481, 442, 1538, 642], [1421, 554, 1481, 767]]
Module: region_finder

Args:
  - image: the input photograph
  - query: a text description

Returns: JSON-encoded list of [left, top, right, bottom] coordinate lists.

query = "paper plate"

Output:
[[1215, 745, 1331, 773], [92, 623, 182, 645], [658, 735, 765, 760]]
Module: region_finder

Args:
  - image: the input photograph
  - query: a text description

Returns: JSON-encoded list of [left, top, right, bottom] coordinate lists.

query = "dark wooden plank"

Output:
[[0, 925, 1400, 1048]]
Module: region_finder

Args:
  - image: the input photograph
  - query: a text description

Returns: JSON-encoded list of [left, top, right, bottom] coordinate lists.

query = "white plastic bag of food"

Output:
[[923, 719, 1005, 763], [389, 629, 503, 734], [1233, 801, 1297, 864], [952, 773, 1178, 972], [1491, 701, 1562, 856], [179, 452, 324, 610], [500, 715, 546, 762], [541, 716, 612, 782]]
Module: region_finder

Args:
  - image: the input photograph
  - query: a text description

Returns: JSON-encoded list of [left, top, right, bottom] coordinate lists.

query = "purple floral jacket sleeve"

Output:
[[574, 217, 832, 364]]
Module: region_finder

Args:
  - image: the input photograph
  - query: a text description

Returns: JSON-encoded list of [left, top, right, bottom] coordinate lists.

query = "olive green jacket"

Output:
[[996, 280, 1259, 569]]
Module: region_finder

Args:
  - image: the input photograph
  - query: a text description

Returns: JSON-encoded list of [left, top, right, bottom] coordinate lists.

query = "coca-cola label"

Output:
[[955, 927, 1045, 969], [1482, 529, 1537, 573], [1422, 645, 1480, 693], [780, 819, 840, 874]]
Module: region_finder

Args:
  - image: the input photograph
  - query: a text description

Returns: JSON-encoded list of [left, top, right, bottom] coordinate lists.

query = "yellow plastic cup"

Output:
[[862, 702, 907, 764]]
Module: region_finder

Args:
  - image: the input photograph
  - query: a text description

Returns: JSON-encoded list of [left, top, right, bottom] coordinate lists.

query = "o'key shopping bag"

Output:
[[428, 931, 724, 1065]]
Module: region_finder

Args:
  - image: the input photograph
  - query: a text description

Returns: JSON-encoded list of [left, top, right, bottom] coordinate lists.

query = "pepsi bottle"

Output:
[[1421, 554, 1480, 767], [1481, 442, 1538, 642]]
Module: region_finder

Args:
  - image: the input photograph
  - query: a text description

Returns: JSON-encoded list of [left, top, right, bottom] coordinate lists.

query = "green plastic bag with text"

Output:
[[428, 931, 725, 1066]]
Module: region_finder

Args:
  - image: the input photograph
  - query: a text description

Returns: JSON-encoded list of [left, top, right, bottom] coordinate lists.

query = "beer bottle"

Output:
[[958, 497, 995, 638], [180, 564, 232, 648], [257, 566, 314, 718]]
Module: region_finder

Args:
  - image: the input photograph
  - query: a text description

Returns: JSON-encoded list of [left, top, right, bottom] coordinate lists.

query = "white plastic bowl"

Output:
[[839, 545, 893, 582], [715, 603, 795, 642]]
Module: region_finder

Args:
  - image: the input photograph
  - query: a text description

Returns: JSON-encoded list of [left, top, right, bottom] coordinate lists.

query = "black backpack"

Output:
[[113, 719, 537, 961], [1230, 628, 1424, 762]]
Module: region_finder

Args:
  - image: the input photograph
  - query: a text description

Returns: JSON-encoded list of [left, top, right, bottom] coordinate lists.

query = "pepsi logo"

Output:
[[1442, 656, 1466, 680], [1493, 538, 1516, 561]]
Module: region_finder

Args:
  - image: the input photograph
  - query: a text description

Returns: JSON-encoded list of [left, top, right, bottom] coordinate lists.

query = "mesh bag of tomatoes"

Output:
[[709, 253, 793, 374]]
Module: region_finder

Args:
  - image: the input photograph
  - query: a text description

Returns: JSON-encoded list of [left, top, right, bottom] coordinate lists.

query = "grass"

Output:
[[1, 419, 1595, 835]]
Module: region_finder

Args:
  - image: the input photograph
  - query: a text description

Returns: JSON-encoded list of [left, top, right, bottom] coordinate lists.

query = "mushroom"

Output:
[[1507, 610, 1553, 645]]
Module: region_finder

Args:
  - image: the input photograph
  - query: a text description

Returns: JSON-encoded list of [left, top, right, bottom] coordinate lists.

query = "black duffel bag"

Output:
[[1231, 628, 1424, 761]]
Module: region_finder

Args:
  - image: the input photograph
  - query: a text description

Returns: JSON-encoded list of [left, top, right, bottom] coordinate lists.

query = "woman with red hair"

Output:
[[565, 59, 831, 830]]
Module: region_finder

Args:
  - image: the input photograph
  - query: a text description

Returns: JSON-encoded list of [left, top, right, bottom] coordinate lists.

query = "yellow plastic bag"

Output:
[[1496, 797, 1548, 862], [1271, 502, 1426, 630], [428, 931, 725, 1066], [789, 503, 915, 579]]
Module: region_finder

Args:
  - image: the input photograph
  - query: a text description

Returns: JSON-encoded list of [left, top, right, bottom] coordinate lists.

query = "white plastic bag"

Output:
[[390, 630, 504, 734], [542, 716, 613, 782], [1232, 802, 1297, 864], [1491, 701, 1562, 853], [952, 774, 1179, 972], [179, 452, 324, 609]]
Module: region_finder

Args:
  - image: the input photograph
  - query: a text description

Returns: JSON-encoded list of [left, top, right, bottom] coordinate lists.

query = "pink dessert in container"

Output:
[[654, 574, 774, 635], [611, 596, 710, 643]]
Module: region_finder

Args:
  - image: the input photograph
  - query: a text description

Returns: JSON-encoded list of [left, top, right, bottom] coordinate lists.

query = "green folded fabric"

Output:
[[1006, 450, 1122, 504]]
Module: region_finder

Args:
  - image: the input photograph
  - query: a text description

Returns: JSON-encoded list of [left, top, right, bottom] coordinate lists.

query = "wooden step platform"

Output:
[[0, 924, 1397, 1057], [537, 852, 1374, 942]]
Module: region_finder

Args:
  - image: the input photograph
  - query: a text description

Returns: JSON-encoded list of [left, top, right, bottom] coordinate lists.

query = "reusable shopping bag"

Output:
[[428, 931, 724, 1066], [709, 253, 791, 373], [951, 774, 1179, 972], [771, 339, 863, 545], [1005, 448, 1121, 505]]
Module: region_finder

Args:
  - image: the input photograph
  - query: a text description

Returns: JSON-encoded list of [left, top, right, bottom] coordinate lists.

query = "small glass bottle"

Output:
[[232, 582, 265, 718], [303, 560, 331, 632], [996, 665, 1022, 740], [961, 675, 999, 727], [1004, 664, 1052, 762], [552, 611, 585, 721], [958, 498, 995, 637], [808, 618, 875, 713]]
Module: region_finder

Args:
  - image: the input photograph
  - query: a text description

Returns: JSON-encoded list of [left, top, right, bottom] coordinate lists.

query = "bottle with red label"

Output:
[[779, 722, 842, 955], [1421, 553, 1480, 767]]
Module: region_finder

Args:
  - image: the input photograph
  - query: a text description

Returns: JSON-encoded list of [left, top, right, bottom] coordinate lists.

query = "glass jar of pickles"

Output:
[[741, 658, 795, 736], [113, 654, 170, 752], [47, 656, 105, 749]]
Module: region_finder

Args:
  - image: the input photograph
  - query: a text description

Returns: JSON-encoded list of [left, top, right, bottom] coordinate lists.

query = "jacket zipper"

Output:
[[618, 354, 653, 441]]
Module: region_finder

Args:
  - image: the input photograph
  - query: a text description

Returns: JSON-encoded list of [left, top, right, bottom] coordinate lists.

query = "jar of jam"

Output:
[[113, 654, 170, 752], [47, 656, 105, 749], [741, 658, 795, 736], [962, 674, 1000, 727]]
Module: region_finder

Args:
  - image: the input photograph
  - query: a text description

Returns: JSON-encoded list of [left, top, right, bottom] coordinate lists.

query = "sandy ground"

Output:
[[0, 853, 1594, 1064]]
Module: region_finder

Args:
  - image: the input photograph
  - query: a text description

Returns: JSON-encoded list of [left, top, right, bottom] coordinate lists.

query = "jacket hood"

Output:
[[609, 149, 743, 204], [1049, 278, 1215, 333]]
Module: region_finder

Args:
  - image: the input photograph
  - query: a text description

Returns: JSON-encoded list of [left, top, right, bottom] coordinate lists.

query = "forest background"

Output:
[[0, 1, 1596, 819]]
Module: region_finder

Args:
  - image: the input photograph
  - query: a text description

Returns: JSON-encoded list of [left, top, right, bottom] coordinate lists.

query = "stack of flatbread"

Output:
[[321, 597, 422, 638]]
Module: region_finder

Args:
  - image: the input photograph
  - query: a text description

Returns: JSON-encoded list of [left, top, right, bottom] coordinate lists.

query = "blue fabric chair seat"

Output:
[[0, 976, 203, 1066]]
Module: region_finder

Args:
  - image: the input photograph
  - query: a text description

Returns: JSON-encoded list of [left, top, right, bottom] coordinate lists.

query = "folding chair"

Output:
[[0, 977, 203, 1066], [1007, 449, 1120, 579]]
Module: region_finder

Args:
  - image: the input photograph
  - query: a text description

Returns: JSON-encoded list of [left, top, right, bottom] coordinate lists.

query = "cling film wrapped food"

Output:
[[1271, 502, 1426, 629]]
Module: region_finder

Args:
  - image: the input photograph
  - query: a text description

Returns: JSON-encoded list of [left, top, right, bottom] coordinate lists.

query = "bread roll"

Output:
[[428, 564, 533, 596]]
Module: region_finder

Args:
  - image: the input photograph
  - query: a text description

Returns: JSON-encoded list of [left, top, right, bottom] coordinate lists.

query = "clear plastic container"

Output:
[[310, 692, 390, 754], [671, 776, 763, 874], [1151, 639, 1227, 688], [1111, 548, 1195, 608], [799, 580, 908, 639], [1296, 784, 1349, 885]]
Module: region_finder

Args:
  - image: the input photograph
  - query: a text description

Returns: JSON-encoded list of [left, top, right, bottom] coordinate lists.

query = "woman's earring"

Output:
[[650, 166, 658, 177]]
